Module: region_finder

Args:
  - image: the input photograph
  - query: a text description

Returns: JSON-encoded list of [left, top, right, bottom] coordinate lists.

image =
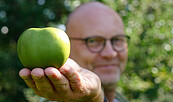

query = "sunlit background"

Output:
[[0, 0, 173, 102]]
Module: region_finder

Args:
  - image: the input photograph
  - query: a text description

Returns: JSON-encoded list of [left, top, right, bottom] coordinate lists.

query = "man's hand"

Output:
[[19, 58, 104, 102]]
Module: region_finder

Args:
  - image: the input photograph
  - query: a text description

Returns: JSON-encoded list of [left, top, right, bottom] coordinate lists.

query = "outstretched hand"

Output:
[[19, 58, 104, 102]]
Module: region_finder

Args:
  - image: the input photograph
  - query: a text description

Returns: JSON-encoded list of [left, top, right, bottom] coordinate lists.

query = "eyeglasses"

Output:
[[70, 35, 130, 53]]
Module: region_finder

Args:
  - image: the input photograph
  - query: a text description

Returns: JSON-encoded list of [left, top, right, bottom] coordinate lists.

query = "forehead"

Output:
[[78, 16, 124, 38], [66, 3, 124, 38]]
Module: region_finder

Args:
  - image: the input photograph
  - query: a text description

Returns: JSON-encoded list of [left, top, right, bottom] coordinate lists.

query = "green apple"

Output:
[[17, 27, 70, 69]]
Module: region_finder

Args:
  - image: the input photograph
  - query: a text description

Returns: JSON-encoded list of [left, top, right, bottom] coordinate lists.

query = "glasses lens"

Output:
[[87, 37, 104, 52], [112, 36, 127, 51]]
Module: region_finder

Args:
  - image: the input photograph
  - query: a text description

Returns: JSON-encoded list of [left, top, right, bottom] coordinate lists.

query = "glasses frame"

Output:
[[70, 35, 130, 53]]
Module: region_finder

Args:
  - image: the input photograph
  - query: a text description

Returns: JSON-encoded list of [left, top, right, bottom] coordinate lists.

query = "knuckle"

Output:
[[56, 84, 68, 91]]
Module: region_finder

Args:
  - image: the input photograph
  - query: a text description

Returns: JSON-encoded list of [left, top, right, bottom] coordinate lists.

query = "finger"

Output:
[[64, 58, 81, 72], [31, 68, 53, 93], [19, 68, 35, 88], [19, 68, 40, 95], [45, 67, 72, 94], [59, 59, 84, 92]]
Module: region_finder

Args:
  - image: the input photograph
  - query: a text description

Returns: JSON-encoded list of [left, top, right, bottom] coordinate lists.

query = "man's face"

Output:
[[67, 9, 128, 86]]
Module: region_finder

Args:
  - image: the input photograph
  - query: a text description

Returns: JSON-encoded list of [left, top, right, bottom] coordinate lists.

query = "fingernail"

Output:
[[46, 74, 53, 78], [32, 75, 41, 79], [19, 75, 28, 80]]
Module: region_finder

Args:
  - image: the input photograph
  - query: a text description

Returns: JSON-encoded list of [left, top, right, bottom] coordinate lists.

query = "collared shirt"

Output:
[[104, 96, 120, 102], [114, 98, 120, 102]]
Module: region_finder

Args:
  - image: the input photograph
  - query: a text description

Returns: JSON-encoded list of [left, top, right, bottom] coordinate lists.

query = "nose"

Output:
[[100, 40, 118, 59]]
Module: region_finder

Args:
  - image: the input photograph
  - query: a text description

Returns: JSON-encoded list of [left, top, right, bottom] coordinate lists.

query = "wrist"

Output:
[[65, 88, 104, 102]]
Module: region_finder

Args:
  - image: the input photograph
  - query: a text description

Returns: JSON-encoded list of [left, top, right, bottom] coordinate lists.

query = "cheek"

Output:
[[119, 50, 128, 61], [81, 53, 96, 71], [119, 49, 128, 72], [70, 43, 96, 70]]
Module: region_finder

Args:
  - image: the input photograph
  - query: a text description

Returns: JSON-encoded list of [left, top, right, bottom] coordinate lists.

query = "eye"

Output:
[[88, 38, 97, 43], [87, 37, 104, 47], [112, 37, 126, 46], [88, 38, 103, 43]]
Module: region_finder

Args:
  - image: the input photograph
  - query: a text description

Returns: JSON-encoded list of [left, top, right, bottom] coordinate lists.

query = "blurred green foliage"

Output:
[[0, 0, 173, 102]]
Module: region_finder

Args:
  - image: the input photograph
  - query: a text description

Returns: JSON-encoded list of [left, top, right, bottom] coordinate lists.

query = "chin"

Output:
[[98, 69, 121, 87], [102, 75, 120, 85]]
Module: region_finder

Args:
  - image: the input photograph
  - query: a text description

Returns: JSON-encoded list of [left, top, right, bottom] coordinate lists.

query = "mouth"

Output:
[[94, 64, 118, 70]]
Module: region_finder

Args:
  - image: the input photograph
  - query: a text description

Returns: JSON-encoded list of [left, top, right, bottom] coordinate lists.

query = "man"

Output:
[[19, 2, 129, 102]]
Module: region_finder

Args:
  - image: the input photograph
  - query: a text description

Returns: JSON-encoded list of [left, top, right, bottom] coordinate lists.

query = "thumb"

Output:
[[59, 58, 84, 92]]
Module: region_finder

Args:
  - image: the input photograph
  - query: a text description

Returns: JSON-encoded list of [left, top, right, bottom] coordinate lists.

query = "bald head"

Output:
[[66, 2, 124, 37], [66, 2, 127, 86]]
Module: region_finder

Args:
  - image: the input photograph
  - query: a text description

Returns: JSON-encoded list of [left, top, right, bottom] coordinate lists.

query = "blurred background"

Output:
[[0, 0, 173, 102]]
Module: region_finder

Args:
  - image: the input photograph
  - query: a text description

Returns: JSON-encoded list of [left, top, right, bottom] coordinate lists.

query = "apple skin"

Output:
[[17, 27, 70, 69]]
